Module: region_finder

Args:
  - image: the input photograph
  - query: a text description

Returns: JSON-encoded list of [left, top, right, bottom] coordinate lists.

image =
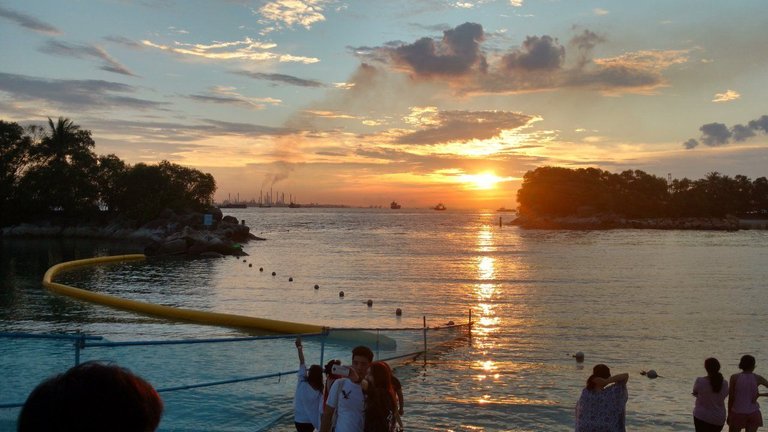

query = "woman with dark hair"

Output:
[[363, 361, 400, 432], [575, 363, 629, 432], [293, 336, 323, 432], [693, 357, 729, 431], [728, 355, 768, 432]]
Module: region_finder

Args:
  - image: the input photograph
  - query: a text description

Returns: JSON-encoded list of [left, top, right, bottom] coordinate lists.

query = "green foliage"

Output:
[[0, 121, 33, 226], [20, 117, 100, 218], [113, 161, 217, 224], [0, 118, 217, 227], [517, 166, 768, 218], [96, 154, 128, 213]]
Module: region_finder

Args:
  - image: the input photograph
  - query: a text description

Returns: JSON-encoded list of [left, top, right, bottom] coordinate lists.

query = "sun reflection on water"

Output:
[[472, 225, 501, 390]]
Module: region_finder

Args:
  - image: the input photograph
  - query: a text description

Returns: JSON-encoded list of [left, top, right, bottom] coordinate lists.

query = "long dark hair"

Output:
[[705, 357, 724, 393], [586, 364, 611, 391], [365, 362, 397, 432], [308, 365, 323, 392]]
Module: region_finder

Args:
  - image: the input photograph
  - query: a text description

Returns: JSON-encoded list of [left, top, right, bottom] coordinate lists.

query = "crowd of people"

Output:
[[293, 336, 403, 432], [17, 343, 767, 431], [575, 355, 768, 432]]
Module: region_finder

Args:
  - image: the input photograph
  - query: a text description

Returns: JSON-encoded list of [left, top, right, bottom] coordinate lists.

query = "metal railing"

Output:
[[0, 317, 471, 412]]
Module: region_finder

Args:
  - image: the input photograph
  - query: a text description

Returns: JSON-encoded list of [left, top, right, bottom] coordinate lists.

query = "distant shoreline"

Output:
[[0, 208, 260, 257], [511, 214, 768, 230]]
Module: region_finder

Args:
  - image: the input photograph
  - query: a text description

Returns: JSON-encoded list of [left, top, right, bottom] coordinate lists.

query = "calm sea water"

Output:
[[2, 208, 768, 431]]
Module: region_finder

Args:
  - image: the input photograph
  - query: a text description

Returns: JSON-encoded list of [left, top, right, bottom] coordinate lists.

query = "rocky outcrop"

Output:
[[511, 213, 742, 231], [0, 207, 264, 257]]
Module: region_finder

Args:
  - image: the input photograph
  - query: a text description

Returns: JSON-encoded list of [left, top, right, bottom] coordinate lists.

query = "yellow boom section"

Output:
[[42, 254, 326, 335]]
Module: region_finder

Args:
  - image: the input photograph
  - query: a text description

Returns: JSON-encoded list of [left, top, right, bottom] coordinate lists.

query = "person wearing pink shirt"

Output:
[[728, 355, 768, 432], [693, 357, 729, 431]]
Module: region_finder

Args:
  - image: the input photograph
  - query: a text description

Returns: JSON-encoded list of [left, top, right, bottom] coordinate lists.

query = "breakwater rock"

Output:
[[0, 208, 264, 257], [511, 214, 743, 230]]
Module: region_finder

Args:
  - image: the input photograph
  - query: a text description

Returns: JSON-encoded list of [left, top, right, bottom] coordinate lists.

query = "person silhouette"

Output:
[[18, 361, 163, 432]]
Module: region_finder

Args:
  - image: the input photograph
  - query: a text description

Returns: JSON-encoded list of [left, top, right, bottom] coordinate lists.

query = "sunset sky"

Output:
[[1, 0, 767, 208]]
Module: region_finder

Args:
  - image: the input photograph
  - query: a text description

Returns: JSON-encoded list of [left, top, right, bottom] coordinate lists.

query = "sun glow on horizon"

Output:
[[459, 172, 511, 190]]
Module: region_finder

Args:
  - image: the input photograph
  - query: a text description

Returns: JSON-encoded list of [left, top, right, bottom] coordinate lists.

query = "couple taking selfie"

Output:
[[293, 336, 404, 432]]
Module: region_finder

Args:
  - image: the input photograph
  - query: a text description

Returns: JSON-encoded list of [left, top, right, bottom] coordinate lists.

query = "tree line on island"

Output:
[[517, 166, 768, 220], [0, 117, 216, 229]]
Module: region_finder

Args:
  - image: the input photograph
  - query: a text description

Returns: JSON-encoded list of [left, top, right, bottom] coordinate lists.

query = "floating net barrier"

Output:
[[0, 317, 471, 431]]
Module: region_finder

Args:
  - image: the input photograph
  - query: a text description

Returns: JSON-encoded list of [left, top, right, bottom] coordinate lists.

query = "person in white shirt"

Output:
[[294, 336, 323, 432], [319, 345, 374, 432]]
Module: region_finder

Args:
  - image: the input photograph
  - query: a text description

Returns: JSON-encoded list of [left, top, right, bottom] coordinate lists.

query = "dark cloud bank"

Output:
[[684, 115, 768, 149], [361, 22, 667, 94]]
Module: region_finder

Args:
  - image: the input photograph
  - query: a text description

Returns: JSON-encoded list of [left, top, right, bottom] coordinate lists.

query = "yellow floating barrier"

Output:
[[42, 254, 396, 348]]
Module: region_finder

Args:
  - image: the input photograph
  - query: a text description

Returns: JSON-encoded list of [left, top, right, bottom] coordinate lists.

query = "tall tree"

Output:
[[0, 121, 33, 225], [21, 117, 99, 218], [114, 161, 217, 224], [95, 154, 128, 212]]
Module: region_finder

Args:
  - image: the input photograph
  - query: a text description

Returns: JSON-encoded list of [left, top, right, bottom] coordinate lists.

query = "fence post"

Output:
[[320, 329, 328, 368], [468, 309, 473, 343], [422, 316, 427, 367], [74, 331, 86, 366]]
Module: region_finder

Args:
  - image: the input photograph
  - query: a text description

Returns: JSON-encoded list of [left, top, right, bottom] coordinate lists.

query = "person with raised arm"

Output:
[[575, 363, 629, 432], [293, 336, 323, 432]]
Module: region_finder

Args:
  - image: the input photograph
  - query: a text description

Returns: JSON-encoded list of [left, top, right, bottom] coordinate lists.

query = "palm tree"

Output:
[[33, 117, 94, 164], [22, 117, 99, 217]]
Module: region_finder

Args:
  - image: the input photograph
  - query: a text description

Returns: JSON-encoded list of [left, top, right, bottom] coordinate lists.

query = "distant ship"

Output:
[[218, 203, 247, 209], [433, 203, 446, 211], [390, 201, 401, 209], [497, 207, 515, 212], [289, 202, 301, 208]]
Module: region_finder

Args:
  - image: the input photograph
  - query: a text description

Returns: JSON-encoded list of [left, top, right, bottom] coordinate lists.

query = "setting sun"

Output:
[[460, 172, 506, 190]]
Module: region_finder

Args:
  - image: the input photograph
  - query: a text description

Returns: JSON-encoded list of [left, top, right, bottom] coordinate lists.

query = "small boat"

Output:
[[390, 201, 401, 209], [433, 203, 446, 211], [497, 207, 515, 212]]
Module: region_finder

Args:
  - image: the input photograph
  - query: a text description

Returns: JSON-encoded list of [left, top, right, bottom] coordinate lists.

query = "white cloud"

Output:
[[257, 0, 330, 29], [712, 89, 740, 103], [141, 37, 318, 64]]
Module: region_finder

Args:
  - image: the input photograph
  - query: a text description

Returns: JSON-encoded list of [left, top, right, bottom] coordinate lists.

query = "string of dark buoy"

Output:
[[240, 242, 404, 317], [570, 352, 661, 379]]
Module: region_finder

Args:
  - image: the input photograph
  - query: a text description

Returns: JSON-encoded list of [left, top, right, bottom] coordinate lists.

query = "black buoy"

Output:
[[259, 267, 263, 272], [248, 263, 252, 268], [366, 299, 373, 307], [288, 277, 293, 282], [243, 259, 246, 263], [573, 352, 585, 363], [339, 291, 345, 297], [395, 308, 402, 316], [642, 369, 659, 379], [314, 284, 319, 289], [272, 271, 276, 276]]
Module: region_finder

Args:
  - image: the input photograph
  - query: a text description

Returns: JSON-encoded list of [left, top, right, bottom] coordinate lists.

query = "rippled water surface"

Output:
[[2, 208, 768, 431]]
